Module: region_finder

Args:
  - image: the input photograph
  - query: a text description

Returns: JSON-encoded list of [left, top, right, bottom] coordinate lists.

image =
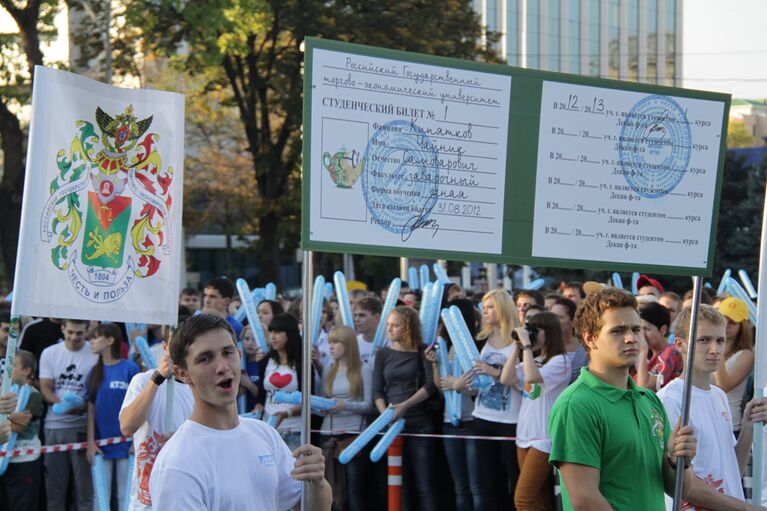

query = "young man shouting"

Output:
[[149, 314, 331, 510], [658, 305, 767, 511], [549, 288, 697, 510]]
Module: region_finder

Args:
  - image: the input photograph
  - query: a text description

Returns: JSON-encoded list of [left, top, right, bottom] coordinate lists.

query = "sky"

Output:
[[682, 0, 767, 99]]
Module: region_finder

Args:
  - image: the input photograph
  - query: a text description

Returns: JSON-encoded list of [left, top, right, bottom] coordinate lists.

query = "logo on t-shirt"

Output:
[[257, 454, 276, 467], [56, 364, 86, 393], [649, 408, 665, 451], [523, 382, 541, 400], [269, 372, 293, 389], [136, 431, 167, 505]]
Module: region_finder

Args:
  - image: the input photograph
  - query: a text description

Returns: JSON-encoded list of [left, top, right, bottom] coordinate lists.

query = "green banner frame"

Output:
[[301, 37, 731, 277]]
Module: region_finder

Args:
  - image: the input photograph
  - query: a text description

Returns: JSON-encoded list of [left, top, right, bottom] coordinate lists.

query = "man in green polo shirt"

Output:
[[549, 288, 696, 510]]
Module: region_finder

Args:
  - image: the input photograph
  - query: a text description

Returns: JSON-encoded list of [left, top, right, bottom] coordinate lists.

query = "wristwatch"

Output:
[[522, 344, 533, 351], [150, 370, 167, 386]]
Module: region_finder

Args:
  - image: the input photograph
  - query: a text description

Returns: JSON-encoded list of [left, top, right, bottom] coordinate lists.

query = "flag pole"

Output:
[[300, 250, 313, 511], [751, 176, 767, 506], [672, 275, 704, 511]]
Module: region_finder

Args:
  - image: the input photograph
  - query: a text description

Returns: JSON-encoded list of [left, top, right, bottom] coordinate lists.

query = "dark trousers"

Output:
[[0, 458, 43, 511], [472, 418, 519, 511], [443, 421, 483, 511]]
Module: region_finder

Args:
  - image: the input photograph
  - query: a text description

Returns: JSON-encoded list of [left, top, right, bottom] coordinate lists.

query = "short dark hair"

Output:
[[354, 296, 383, 315], [169, 313, 236, 368], [514, 289, 545, 306], [638, 302, 671, 331], [0, 311, 9, 324], [204, 277, 235, 299], [553, 297, 577, 320], [180, 287, 199, 297], [564, 282, 586, 298], [63, 319, 89, 327]]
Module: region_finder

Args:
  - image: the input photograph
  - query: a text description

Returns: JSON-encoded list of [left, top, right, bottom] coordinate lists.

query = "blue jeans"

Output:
[[443, 421, 483, 511], [402, 422, 436, 511]]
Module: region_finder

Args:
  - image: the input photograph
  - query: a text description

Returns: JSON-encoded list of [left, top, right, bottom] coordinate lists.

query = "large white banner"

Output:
[[12, 67, 184, 324]]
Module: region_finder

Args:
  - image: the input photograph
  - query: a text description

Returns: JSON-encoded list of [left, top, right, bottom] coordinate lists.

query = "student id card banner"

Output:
[[13, 67, 185, 324], [302, 38, 730, 277]]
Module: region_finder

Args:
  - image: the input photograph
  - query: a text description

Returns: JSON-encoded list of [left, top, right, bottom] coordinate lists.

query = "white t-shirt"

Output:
[[356, 334, 375, 367], [120, 371, 194, 511], [39, 341, 98, 429], [263, 359, 301, 431], [472, 342, 522, 424], [515, 354, 570, 452], [149, 418, 301, 511], [658, 378, 743, 507], [315, 331, 333, 369]]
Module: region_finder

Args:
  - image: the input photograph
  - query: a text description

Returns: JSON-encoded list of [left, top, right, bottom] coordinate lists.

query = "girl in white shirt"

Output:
[[501, 312, 570, 511], [714, 297, 755, 435], [471, 289, 522, 511], [255, 314, 312, 450], [320, 325, 373, 511]]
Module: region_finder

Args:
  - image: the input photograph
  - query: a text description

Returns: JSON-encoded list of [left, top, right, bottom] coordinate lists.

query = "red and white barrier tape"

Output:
[[0, 436, 129, 458], [0, 427, 528, 459]]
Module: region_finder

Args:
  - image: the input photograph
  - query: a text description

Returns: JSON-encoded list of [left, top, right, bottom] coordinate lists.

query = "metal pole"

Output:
[[672, 275, 704, 511], [751, 175, 767, 505], [300, 250, 313, 511], [399, 258, 409, 281]]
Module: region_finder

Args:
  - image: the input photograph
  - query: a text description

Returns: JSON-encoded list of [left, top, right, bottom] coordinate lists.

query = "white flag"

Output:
[[12, 66, 185, 324]]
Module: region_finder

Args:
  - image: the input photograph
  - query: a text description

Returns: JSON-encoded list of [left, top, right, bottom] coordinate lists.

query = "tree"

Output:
[[0, 0, 60, 286], [127, 0, 497, 285], [727, 119, 755, 149], [713, 151, 766, 281]]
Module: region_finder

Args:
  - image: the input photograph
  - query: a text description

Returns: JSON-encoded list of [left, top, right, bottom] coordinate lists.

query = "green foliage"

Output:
[[127, 0, 498, 282], [727, 119, 755, 149], [713, 152, 766, 282]]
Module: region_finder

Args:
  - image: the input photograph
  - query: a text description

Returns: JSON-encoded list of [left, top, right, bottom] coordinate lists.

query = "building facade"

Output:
[[475, 0, 682, 86]]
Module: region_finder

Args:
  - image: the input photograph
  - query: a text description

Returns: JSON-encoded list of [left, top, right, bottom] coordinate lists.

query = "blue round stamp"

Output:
[[362, 120, 440, 238], [619, 95, 691, 198]]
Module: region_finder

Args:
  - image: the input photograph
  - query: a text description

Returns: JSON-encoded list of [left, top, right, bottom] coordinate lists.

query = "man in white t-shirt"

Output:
[[39, 318, 99, 511], [353, 296, 382, 367], [120, 341, 194, 511], [149, 313, 332, 510], [658, 304, 767, 511]]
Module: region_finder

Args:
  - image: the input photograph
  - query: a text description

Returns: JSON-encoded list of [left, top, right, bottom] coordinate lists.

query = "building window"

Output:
[[527, 0, 540, 68], [588, 0, 600, 76], [507, 0, 519, 65], [665, 0, 676, 85], [647, 0, 658, 83], [548, 0, 561, 71], [628, 0, 639, 81], [568, 0, 580, 74], [608, 0, 619, 79]]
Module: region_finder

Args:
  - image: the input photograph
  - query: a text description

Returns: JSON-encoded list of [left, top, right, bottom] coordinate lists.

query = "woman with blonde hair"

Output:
[[373, 306, 437, 510], [472, 289, 522, 511], [321, 325, 373, 510], [715, 297, 755, 436]]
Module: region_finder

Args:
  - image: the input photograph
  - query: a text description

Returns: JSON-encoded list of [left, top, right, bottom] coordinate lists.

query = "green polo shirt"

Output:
[[549, 367, 670, 510]]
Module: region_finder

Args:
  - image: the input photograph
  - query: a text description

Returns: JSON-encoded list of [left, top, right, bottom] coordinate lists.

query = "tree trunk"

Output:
[[0, 101, 25, 285], [257, 210, 280, 286]]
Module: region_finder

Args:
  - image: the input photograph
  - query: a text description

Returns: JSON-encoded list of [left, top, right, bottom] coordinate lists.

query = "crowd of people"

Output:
[[0, 271, 764, 511]]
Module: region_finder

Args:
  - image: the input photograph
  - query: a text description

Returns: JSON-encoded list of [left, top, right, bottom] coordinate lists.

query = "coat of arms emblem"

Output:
[[40, 105, 174, 303]]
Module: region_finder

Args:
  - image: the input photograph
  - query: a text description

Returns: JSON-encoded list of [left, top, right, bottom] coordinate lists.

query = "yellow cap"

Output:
[[718, 297, 749, 323]]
